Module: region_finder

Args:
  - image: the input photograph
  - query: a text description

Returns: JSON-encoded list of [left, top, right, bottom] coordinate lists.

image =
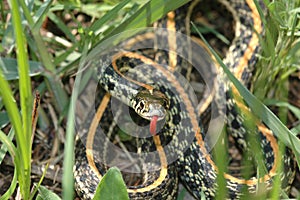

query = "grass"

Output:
[[0, 0, 32, 198], [0, 0, 299, 199]]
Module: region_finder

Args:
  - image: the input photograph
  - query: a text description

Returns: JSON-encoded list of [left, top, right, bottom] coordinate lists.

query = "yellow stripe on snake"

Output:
[[74, 0, 296, 199]]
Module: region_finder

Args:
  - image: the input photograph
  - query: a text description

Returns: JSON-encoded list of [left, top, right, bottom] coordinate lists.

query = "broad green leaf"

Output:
[[38, 185, 61, 200], [93, 167, 129, 200], [0, 111, 9, 128], [0, 58, 43, 80]]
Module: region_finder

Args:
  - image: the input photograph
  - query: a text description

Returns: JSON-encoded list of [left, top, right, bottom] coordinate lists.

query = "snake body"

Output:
[[74, 0, 296, 199]]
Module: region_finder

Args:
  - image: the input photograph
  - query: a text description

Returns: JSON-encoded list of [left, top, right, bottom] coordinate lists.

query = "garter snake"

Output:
[[74, 0, 296, 199]]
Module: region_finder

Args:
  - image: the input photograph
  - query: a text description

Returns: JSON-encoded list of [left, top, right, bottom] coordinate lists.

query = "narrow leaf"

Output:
[[94, 0, 189, 47], [0, 128, 14, 165], [0, 167, 17, 200]]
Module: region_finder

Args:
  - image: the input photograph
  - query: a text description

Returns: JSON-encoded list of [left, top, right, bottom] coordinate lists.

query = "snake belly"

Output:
[[74, 0, 296, 199]]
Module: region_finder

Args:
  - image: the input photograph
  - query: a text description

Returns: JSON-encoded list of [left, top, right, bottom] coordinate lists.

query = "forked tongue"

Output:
[[150, 115, 158, 135]]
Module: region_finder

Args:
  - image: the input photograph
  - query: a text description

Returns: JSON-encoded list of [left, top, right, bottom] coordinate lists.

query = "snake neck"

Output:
[[98, 62, 140, 107]]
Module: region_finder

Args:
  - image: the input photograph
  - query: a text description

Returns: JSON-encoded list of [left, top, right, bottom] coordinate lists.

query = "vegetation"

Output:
[[0, 0, 299, 199]]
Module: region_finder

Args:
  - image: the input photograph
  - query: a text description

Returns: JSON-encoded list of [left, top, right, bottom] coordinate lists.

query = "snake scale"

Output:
[[74, 0, 296, 199]]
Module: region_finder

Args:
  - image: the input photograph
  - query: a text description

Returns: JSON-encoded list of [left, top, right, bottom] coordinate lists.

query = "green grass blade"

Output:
[[53, 43, 80, 66], [9, 1, 33, 198], [62, 50, 86, 200], [0, 130, 19, 200], [0, 70, 26, 198], [61, 0, 190, 76], [62, 41, 91, 199], [0, 72, 23, 157], [47, 11, 76, 42], [94, 0, 189, 47], [88, 0, 131, 32], [30, 163, 50, 200], [191, 25, 230, 45], [0, 128, 14, 165], [10, 0, 33, 147], [18, 0, 69, 113], [0, 130, 17, 158], [0, 166, 17, 200], [264, 100, 300, 123], [291, 124, 300, 135], [8, 0, 38, 197], [32, 0, 53, 31], [16, 0, 34, 25], [62, 101, 76, 200]]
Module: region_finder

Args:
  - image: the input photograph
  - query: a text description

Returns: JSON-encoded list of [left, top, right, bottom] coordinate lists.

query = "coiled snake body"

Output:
[[74, 0, 296, 199]]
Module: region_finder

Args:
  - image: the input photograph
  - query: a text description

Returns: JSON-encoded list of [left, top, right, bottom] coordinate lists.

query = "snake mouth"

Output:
[[136, 103, 166, 135], [141, 103, 167, 121]]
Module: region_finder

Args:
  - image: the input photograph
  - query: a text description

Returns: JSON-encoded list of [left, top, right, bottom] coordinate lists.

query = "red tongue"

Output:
[[150, 115, 158, 135]]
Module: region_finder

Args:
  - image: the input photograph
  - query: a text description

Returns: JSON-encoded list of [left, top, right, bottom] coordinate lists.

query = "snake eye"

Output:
[[138, 101, 145, 111], [140, 101, 144, 107]]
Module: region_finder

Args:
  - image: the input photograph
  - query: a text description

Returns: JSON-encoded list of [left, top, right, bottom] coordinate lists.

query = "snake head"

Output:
[[131, 90, 170, 121]]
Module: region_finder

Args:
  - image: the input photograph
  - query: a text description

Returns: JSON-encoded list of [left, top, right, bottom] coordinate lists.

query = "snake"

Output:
[[73, 0, 296, 199]]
